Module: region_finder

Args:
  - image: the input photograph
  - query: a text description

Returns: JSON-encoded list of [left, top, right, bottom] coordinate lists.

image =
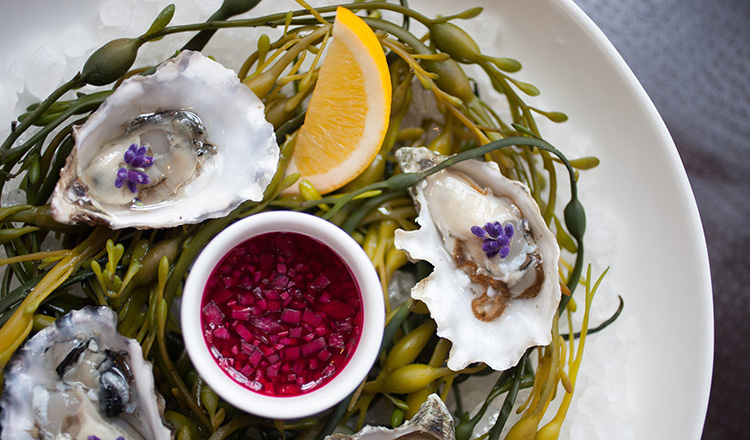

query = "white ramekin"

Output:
[[181, 211, 384, 419]]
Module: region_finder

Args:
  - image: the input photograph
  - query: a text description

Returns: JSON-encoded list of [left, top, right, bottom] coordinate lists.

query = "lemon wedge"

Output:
[[286, 7, 391, 194]]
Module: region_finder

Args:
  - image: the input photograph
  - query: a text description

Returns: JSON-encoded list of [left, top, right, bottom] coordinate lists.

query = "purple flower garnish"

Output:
[[115, 143, 154, 194], [472, 221, 514, 258]]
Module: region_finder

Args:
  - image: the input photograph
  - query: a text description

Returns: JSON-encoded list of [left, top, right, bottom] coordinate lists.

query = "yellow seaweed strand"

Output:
[[0, 249, 69, 266], [536, 266, 608, 440], [506, 313, 562, 439]]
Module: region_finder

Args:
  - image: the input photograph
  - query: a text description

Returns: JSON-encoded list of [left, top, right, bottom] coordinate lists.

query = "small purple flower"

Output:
[[115, 143, 154, 194], [471, 221, 514, 258]]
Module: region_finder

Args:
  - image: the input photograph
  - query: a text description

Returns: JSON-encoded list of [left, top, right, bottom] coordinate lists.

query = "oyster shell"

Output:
[[51, 50, 279, 229], [0, 307, 171, 440], [394, 147, 561, 371], [327, 394, 454, 440]]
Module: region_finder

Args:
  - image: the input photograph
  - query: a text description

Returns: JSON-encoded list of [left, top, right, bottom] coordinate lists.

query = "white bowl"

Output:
[[182, 211, 384, 419]]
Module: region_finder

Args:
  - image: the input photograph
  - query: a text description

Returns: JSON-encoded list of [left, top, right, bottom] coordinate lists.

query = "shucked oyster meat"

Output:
[[0, 307, 170, 440], [394, 147, 561, 371], [51, 50, 279, 230]]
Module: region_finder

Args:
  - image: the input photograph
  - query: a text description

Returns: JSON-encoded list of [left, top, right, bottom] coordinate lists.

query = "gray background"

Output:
[[572, 0, 750, 438]]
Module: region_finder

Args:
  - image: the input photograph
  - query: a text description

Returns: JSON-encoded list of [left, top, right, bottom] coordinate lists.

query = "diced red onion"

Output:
[[201, 232, 363, 398]]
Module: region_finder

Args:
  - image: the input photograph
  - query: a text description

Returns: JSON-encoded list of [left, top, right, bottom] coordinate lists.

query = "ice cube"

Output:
[[26, 43, 66, 99], [0, 80, 18, 128], [100, 0, 133, 27]]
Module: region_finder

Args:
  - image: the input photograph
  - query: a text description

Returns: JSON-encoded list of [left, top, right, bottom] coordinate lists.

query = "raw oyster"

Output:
[[327, 394, 454, 440], [51, 50, 279, 229], [394, 147, 561, 371], [0, 307, 171, 440]]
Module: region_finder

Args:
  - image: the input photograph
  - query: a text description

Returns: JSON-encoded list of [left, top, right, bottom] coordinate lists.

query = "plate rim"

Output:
[[561, 0, 714, 432]]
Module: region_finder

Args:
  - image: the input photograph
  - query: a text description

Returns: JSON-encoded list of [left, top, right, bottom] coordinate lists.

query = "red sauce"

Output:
[[201, 232, 363, 396]]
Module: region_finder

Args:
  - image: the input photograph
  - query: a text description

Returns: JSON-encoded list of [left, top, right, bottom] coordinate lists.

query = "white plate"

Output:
[[0, 1, 712, 439]]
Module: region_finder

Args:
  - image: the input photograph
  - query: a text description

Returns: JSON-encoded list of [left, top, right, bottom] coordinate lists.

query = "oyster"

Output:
[[51, 50, 279, 229], [0, 307, 171, 440], [327, 394, 454, 440], [394, 147, 561, 371]]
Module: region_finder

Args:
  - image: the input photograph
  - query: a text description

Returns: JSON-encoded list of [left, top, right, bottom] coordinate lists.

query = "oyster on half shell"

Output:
[[394, 147, 561, 371], [0, 307, 170, 440], [51, 50, 279, 229], [327, 394, 454, 440]]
